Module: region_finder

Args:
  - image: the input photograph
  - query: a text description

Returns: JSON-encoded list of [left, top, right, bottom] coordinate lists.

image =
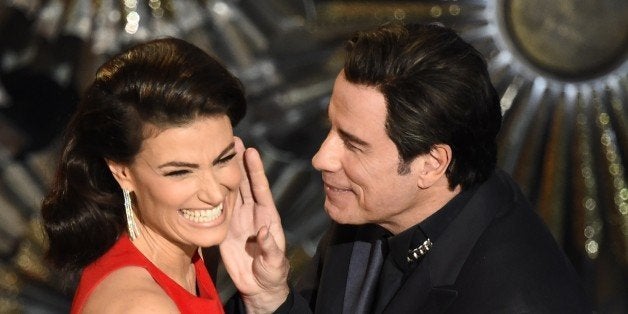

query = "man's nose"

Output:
[[312, 132, 342, 172]]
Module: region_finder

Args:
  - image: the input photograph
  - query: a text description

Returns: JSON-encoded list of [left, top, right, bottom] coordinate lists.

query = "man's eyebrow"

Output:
[[338, 128, 369, 147]]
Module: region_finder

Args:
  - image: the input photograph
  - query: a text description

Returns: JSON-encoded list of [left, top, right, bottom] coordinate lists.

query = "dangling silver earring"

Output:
[[124, 189, 140, 240]]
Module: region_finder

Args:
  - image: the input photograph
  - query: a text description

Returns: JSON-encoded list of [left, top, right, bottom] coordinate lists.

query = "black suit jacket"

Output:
[[290, 169, 591, 313]]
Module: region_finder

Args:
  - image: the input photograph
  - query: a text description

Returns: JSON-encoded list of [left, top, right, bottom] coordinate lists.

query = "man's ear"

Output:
[[105, 159, 134, 191], [415, 144, 452, 189]]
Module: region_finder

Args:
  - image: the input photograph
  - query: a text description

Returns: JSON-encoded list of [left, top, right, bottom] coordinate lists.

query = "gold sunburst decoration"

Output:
[[0, 0, 625, 312], [457, 0, 627, 309], [470, 0, 627, 263], [432, 0, 628, 251]]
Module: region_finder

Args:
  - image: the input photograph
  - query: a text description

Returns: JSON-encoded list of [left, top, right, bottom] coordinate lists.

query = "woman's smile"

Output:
[[178, 203, 223, 223]]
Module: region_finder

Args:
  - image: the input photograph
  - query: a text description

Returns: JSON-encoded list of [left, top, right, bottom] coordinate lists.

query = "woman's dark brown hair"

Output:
[[41, 38, 246, 272]]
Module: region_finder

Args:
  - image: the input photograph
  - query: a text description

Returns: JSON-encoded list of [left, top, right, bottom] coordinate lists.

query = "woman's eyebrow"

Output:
[[156, 142, 236, 169], [212, 142, 236, 164], [157, 161, 198, 169]]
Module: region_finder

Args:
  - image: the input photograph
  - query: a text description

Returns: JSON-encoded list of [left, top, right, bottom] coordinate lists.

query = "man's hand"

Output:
[[219, 137, 290, 314]]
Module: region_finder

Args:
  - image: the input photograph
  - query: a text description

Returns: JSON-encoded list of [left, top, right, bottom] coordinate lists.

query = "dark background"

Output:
[[0, 0, 626, 313]]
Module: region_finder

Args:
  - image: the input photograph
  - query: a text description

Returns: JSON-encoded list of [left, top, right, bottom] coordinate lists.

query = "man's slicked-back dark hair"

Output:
[[343, 23, 502, 190]]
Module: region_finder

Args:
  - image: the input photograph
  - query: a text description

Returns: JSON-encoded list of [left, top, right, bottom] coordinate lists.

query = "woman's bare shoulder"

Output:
[[81, 266, 179, 313]]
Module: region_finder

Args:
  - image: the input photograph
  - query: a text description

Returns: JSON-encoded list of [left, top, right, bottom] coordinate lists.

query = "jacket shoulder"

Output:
[[448, 171, 591, 312]]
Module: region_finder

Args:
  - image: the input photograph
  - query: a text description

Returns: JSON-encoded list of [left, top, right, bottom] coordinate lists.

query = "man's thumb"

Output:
[[257, 226, 284, 261]]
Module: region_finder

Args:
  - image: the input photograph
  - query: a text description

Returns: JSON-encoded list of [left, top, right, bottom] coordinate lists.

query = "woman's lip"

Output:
[[178, 203, 224, 223]]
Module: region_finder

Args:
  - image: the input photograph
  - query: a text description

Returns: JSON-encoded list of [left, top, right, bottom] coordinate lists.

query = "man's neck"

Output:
[[381, 182, 461, 235]]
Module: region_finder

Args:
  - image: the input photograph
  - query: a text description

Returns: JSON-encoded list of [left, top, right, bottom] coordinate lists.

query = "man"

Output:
[[221, 23, 591, 313]]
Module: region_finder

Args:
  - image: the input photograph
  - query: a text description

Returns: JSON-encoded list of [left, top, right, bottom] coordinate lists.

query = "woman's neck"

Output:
[[131, 230, 199, 294]]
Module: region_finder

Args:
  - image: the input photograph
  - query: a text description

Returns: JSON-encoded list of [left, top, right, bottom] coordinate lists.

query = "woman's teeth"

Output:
[[180, 204, 222, 223]]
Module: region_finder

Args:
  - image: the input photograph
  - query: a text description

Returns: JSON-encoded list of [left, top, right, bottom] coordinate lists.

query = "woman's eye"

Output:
[[165, 170, 189, 177], [216, 153, 236, 165]]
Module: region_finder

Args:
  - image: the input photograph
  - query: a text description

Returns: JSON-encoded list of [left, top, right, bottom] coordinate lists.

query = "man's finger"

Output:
[[230, 137, 254, 232], [235, 137, 254, 203], [256, 226, 285, 260], [244, 148, 274, 207]]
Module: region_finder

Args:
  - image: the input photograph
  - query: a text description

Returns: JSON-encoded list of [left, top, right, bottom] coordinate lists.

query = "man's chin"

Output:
[[324, 205, 364, 226]]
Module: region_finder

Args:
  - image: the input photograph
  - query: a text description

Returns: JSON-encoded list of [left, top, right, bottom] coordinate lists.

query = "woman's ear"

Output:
[[105, 159, 134, 190], [415, 144, 452, 189]]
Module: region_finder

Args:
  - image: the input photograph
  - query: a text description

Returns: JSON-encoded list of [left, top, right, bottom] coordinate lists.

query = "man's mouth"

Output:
[[324, 182, 352, 193], [179, 203, 223, 223]]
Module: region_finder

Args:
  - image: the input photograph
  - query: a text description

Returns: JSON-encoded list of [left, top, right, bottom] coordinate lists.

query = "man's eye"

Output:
[[343, 140, 359, 152], [165, 170, 189, 176]]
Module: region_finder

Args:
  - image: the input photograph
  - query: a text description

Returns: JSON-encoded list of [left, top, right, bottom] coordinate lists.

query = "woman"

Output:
[[41, 38, 288, 313]]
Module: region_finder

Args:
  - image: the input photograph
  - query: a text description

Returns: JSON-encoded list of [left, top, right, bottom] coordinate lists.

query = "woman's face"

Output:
[[110, 115, 241, 251]]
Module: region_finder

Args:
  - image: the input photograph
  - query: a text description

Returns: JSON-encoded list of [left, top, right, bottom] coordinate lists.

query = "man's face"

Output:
[[312, 71, 424, 234]]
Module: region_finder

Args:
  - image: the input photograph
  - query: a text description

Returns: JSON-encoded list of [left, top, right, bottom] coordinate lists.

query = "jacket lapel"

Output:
[[343, 239, 385, 313], [314, 241, 354, 313], [314, 224, 388, 314]]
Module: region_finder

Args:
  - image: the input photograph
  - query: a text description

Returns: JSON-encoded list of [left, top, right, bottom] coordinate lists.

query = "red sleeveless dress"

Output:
[[71, 234, 224, 314]]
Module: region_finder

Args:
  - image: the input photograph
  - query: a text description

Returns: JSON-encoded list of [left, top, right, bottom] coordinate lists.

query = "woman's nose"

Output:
[[197, 172, 224, 205]]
